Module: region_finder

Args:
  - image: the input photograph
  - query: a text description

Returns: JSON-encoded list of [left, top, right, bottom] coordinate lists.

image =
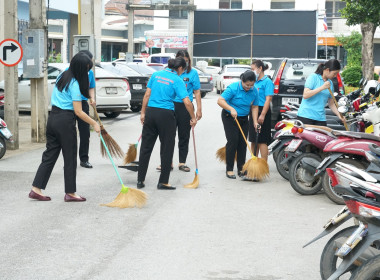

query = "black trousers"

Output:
[[221, 110, 249, 172], [297, 115, 327, 126], [138, 107, 176, 184], [174, 101, 191, 163], [33, 106, 77, 193], [76, 100, 90, 162]]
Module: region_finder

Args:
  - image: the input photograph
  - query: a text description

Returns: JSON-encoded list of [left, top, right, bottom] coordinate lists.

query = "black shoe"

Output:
[[157, 183, 176, 190], [238, 170, 246, 178], [80, 161, 93, 168], [226, 172, 236, 179], [137, 181, 145, 189]]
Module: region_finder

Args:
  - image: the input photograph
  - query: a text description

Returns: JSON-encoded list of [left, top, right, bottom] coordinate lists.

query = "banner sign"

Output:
[[145, 35, 188, 49]]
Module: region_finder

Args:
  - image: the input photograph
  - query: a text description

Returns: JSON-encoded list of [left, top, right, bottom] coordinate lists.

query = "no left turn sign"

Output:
[[0, 39, 23, 67]]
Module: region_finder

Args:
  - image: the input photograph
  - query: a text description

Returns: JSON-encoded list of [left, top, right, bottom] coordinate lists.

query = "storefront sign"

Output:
[[145, 35, 188, 49]]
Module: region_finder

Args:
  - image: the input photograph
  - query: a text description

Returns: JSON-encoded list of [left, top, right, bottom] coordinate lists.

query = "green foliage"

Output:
[[340, 0, 380, 27], [335, 31, 362, 67], [375, 73, 379, 81], [341, 66, 362, 87], [48, 52, 62, 63], [235, 59, 251, 65]]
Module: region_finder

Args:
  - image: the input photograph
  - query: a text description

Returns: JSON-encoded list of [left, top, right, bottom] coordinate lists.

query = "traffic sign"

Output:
[[0, 39, 23, 67]]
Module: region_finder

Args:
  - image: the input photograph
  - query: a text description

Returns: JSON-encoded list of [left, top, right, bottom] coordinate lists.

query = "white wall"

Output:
[[295, 0, 324, 11], [194, 0, 218, 9], [154, 10, 169, 30]]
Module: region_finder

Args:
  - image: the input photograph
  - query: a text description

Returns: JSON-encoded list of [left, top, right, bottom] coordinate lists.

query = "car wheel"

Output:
[[131, 105, 142, 113], [103, 112, 120, 118], [201, 92, 206, 98]]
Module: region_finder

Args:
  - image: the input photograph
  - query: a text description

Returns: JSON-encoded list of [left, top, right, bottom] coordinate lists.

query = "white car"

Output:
[[0, 63, 131, 118], [215, 64, 252, 94]]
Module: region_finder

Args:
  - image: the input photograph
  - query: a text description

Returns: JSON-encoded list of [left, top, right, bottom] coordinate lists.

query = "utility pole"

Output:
[[128, 7, 134, 55], [4, 0, 19, 149], [29, 0, 48, 143], [188, 0, 194, 60], [0, 0, 4, 82]]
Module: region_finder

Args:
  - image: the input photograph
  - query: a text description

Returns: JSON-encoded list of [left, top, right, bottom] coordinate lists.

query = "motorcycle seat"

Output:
[[332, 130, 380, 141]]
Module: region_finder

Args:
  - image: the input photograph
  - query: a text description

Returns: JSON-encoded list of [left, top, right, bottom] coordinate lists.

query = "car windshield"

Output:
[[282, 61, 320, 81], [102, 63, 141, 76], [151, 57, 171, 64], [225, 67, 250, 73], [127, 63, 155, 75]]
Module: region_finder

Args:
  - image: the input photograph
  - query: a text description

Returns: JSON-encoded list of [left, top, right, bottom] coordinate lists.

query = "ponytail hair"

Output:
[[167, 57, 186, 71], [176, 50, 192, 73], [240, 70, 256, 83], [251, 59, 269, 71], [315, 59, 341, 75]]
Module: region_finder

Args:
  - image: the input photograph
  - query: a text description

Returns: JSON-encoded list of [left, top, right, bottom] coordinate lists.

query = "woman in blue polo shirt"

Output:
[[249, 59, 274, 162], [138, 57, 197, 190], [297, 59, 343, 126], [29, 52, 100, 202], [217, 71, 259, 179]]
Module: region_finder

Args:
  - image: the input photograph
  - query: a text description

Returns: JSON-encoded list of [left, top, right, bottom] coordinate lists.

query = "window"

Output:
[[325, 0, 346, 29], [169, 0, 188, 29], [219, 0, 242, 9], [270, 1, 295, 9]]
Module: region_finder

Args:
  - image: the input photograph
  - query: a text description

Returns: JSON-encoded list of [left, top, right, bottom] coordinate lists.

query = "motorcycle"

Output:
[[0, 117, 13, 159]]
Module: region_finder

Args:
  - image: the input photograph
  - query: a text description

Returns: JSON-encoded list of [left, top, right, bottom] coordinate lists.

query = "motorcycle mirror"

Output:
[[375, 83, 380, 98], [338, 106, 348, 114]]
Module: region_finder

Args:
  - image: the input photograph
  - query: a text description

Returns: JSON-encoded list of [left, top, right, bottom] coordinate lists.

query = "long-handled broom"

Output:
[[123, 133, 142, 165], [100, 134, 147, 208], [184, 127, 199, 189], [92, 107, 124, 159], [235, 119, 269, 180], [328, 88, 349, 131], [216, 146, 237, 163]]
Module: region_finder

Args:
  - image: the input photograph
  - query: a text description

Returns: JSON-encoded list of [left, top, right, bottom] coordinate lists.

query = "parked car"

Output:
[[101, 62, 149, 112], [0, 63, 131, 118], [147, 63, 166, 72], [271, 58, 345, 128], [125, 62, 156, 77], [193, 66, 213, 98], [215, 64, 252, 94], [147, 53, 176, 64]]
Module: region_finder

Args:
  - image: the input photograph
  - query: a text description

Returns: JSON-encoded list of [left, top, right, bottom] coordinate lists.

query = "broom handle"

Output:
[[92, 104, 104, 126], [100, 134, 128, 191], [254, 125, 261, 157], [235, 118, 255, 158], [328, 88, 349, 131], [137, 133, 142, 143], [191, 127, 198, 172]]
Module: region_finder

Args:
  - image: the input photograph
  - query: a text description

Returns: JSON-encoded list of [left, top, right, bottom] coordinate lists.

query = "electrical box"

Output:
[[22, 29, 45, 78], [73, 35, 95, 56], [125, 52, 133, 63]]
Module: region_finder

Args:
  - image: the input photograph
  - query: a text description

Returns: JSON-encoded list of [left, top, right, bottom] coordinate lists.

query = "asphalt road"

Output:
[[0, 90, 344, 280]]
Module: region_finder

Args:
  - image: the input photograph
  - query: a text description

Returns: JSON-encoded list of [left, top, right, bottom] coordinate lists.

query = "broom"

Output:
[[99, 134, 147, 208], [92, 107, 124, 159], [216, 147, 237, 163], [235, 119, 269, 181], [184, 127, 199, 189], [123, 133, 142, 165]]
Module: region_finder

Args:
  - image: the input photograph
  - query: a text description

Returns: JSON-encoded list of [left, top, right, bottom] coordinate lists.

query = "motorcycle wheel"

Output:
[[349, 254, 380, 280], [274, 146, 290, 180], [0, 137, 6, 159], [322, 158, 365, 205], [320, 226, 359, 280], [288, 152, 322, 195]]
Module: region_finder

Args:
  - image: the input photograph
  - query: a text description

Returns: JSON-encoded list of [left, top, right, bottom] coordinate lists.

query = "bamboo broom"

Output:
[[235, 119, 269, 181], [123, 133, 142, 165], [92, 107, 124, 159], [100, 134, 147, 208], [328, 88, 349, 131], [184, 127, 199, 189]]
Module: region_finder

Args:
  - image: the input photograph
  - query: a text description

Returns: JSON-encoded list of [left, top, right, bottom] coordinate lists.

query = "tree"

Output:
[[340, 0, 380, 80], [336, 31, 362, 67]]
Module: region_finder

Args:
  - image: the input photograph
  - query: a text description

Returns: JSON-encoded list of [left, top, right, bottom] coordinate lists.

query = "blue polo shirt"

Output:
[[147, 69, 188, 111], [255, 75, 274, 106], [173, 68, 200, 103], [297, 73, 334, 121], [65, 68, 95, 101], [51, 76, 82, 110], [221, 81, 259, 117]]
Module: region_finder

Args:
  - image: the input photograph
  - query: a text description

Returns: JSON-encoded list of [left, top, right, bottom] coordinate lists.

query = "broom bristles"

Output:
[[242, 158, 269, 181], [100, 129, 124, 159], [123, 143, 137, 165], [101, 188, 147, 208], [184, 172, 199, 189], [216, 146, 226, 163]]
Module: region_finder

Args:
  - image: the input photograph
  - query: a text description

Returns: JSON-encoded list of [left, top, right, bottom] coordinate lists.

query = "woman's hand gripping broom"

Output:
[[235, 119, 269, 181]]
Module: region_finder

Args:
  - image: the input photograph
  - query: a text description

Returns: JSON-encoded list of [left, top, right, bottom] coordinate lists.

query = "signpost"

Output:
[[0, 39, 23, 67]]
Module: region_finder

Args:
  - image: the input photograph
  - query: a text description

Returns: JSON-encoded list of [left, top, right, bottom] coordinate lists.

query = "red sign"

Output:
[[0, 39, 23, 67]]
